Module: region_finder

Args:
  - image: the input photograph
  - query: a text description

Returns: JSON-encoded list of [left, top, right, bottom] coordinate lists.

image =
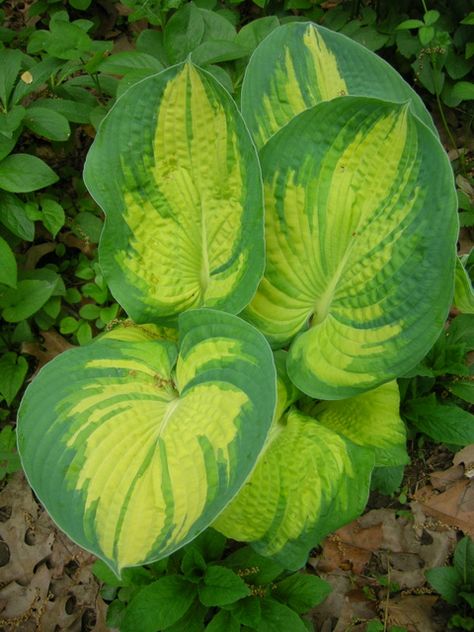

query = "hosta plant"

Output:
[[17, 22, 458, 575]]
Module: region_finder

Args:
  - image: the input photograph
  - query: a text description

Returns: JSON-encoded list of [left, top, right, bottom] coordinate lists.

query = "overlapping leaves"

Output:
[[17, 21, 458, 575]]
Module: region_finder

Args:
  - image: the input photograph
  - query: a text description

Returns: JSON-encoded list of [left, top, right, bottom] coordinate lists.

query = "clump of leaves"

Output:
[[16, 22, 457, 579], [93, 528, 330, 631], [426, 537, 474, 631]]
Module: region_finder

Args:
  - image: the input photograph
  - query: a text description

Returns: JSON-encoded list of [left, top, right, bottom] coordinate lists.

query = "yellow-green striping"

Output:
[[116, 63, 247, 317], [176, 337, 243, 390], [247, 104, 412, 346], [257, 24, 347, 147], [213, 409, 364, 560], [64, 373, 247, 570], [311, 381, 408, 466]]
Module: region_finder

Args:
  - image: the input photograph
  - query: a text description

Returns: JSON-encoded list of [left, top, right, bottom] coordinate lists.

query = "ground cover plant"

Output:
[[0, 1, 473, 630]]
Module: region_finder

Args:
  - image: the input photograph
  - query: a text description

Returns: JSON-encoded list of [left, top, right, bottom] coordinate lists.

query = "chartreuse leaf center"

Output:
[[245, 96, 457, 399], [242, 21, 436, 149], [17, 310, 276, 574], [84, 61, 264, 324]]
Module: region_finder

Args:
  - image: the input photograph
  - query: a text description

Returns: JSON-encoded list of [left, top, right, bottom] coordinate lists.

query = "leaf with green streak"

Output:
[[17, 310, 276, 573], [213, 409, 374, 570], [241, 22, 436, 149], [310, 382, 408, 467], [84, 62, 264, 325], [454, 256, 474, 314], [245, 97, 457, 399]]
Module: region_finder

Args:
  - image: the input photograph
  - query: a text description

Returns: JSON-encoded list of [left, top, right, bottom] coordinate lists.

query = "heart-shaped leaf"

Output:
[[17, 309, 276, 573]]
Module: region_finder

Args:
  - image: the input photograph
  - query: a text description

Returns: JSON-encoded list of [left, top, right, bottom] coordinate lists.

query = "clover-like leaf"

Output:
[[84, 62, 264, 324], [17, 310, 276, 573], [242, 21, 435, 149], [245, 97, 457, 399], [309, 381, 408, 467], [213, 409, 374, 569]]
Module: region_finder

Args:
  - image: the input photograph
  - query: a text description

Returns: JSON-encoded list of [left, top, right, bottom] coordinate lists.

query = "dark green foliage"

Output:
[[92, 529, 331, 631], [427, 537, 474, 630]]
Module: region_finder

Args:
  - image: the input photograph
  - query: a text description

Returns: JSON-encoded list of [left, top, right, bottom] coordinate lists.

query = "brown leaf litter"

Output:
[[0, 473, 107, 632], [309, 444, 474, 631]]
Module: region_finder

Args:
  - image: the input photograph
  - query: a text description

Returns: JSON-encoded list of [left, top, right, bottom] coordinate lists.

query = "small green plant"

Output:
[[401, 313, 474, 446], [426, 537, 474, 631], [17, 22, 457, 577], [93, 528, 330, 631], [0, 425, 21, 480]]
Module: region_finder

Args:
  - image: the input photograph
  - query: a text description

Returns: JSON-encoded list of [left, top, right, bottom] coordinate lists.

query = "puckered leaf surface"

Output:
[[17, 310, 276, 573], [84, 62, 264, 324], [245, 97, 457, 399], [213, 409, 374, 569], [241, 21, 436, 149], [309, 381, 408, 467]]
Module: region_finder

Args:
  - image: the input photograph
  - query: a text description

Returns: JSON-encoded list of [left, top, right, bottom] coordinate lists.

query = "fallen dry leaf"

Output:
[[453, 443, 474, 477], [23, 242, 56, 270], [22, 329, 74, 373], [0, 473, 107, 631], [385, 594, 442, 632], [414, 479, 474, 538], [414, 444, 474, 538]]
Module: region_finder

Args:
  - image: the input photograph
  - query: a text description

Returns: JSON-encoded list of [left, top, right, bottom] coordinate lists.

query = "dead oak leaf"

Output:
[[22, 329, 74, 374]]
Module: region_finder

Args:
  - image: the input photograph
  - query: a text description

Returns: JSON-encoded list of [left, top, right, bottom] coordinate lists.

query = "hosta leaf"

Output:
[[454, 256, 474, 314], [17, 310, 276, 573], [242, 22, 435, 149], [274, 350, 300, 421], [310, 381, 408, 467], [245, 97, 457, 399], [213, 409, 374, 569], [84, 61, 263, 324]]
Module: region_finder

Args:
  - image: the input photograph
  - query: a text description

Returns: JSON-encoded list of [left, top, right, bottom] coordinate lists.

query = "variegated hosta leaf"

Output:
[[309, 381, 408, 467], [213, 408, 374, 569], [245, 97, 457, 399], [241, 21, 435, 149], [17, 310, 276, 574], [454, 256, 474, 314], [274, 350, 300, 421], [84, 62, 264, 324]]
